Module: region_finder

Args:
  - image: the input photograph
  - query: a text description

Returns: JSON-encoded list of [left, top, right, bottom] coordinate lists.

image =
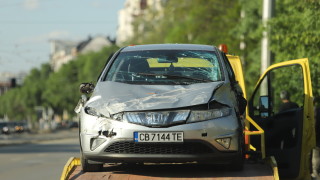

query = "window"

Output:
[[250, 64, 304, 117], [104, 50, 223, 85]]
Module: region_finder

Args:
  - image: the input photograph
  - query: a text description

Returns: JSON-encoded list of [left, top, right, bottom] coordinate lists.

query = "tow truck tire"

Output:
[[81, 151, 103, 172]]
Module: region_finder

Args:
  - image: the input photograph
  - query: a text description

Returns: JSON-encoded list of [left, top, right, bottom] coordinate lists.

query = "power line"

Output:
[[0, 0, 55, 9], [0, 21, 117, 24]]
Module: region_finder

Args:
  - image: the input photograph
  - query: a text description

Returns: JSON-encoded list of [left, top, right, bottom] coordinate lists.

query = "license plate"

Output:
[[134, 132, 183, 143]]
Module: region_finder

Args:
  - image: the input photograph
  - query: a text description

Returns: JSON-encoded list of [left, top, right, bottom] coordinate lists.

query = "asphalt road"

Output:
[[0, 131, 79, 180]]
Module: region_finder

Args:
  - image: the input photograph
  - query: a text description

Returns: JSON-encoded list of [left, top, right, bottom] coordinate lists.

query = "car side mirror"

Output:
[[80, 83, 95, 94], [259, 96, 269, 118]]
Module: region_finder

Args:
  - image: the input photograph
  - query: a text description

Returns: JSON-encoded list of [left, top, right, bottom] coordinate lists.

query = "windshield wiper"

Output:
[[137, 72, 213, 82]]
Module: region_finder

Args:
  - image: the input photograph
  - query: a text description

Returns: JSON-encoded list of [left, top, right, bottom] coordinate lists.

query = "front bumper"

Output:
[[80, 111, 242, 164], [85, 140, 241, 165]]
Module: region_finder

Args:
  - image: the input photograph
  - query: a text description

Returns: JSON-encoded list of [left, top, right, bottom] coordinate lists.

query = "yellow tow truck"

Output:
[[60, 46, 316, 180]]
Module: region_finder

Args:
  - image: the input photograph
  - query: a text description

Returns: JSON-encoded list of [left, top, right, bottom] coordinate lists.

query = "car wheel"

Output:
[[229, 135, 245, 171], [80, 150, 103, 172]]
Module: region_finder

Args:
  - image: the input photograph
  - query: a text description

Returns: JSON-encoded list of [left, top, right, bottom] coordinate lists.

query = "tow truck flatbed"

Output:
[[61, 157, 278, 180]]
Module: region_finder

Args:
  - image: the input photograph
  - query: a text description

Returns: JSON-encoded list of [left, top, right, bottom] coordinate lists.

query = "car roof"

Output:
[[121, 44, 217, 52]]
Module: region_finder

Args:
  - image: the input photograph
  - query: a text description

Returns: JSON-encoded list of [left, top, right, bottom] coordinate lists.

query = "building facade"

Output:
[[50, 36, 115, 72], [116, 0, 167, 45], [49, 40, 78, 72], [0, 79, 16, 96]]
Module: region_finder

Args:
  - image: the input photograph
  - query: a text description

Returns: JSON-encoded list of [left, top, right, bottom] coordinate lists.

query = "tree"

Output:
[[232, 0, 263, 96], [0, 45, 118, 122], [0, 64, 52, 123], [43, 45, 119, 116], [130, 0, 241, 54], [269, 0, 320, 98], [233, 0, 320, 99]]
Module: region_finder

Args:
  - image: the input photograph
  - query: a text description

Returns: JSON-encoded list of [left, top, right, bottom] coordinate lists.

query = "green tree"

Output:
[[130, 0, 241, 54], [269, 0, 320, 98], [0, 64, 52, 122], [0, 45, 118, 123], [232, 0, 263, 96], [42, 45, 119, 116], [233, 0, 320, 99]]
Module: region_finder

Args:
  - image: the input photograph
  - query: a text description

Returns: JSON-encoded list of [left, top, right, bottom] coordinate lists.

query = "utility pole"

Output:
[[260, 0, 274, 96], [240, 10, 246, 65], [261, 0, 274, 74]]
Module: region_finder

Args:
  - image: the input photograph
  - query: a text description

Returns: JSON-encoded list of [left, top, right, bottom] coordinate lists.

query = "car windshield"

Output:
[[104, 49, 223, 85]]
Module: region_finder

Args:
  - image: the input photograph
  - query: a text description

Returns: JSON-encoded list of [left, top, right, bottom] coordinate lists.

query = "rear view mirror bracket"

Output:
[[80, 83, 95, 94]]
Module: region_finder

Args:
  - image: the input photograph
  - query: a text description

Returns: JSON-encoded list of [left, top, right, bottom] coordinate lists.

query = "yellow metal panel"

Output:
[[226, 55, 247, 98], [60, 157, 81, 180], [267, 156, 280, 180], [245, 116, 266, 159], [147, 58, 214, 68]]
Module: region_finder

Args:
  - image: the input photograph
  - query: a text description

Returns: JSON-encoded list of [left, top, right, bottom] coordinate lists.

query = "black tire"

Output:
[[80, 150, 103, 172], [79, 122, 102, 172], [229, 135, 245, 171]]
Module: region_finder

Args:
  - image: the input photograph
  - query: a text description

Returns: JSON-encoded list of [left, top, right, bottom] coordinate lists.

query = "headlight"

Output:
[[123, 110, 190, 126], [84, 106, 102, 117], [188, 107, 231, 123]]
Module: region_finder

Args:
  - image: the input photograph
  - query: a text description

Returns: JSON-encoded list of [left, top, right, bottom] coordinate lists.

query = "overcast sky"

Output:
[[0, 0, 126, 75]]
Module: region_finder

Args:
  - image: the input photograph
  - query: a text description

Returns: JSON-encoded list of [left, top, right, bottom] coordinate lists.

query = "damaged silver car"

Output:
[[75, 44, 246, 172]]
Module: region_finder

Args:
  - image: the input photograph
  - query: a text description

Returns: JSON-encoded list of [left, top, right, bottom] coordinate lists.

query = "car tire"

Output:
[[79, 122, 102, 172], [229, 135, 245, 171], [80, 150, 103, 172]]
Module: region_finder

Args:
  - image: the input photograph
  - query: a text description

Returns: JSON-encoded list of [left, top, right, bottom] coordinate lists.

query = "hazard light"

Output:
[[219, 44, 228, 54]]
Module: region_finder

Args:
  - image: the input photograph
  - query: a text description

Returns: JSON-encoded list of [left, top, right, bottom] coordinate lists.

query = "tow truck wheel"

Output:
[[81, 151, 103, 172]]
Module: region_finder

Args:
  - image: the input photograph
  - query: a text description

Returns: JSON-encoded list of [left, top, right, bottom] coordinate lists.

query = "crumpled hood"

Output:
[[86, 81, 225, 115]]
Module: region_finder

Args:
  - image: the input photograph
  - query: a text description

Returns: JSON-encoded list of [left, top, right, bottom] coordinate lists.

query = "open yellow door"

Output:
[[248, 58, 315, 179]]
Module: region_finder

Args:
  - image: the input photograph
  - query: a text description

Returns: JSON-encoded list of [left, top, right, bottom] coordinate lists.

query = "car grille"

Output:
[[104, 141, 214, 154]]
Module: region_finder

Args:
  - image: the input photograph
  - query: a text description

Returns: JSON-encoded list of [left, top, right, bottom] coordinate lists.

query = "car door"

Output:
[[248, 58, 315, 179]]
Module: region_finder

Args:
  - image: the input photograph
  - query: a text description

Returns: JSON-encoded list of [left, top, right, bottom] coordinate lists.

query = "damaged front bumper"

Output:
[[79, 109, 242, 164]]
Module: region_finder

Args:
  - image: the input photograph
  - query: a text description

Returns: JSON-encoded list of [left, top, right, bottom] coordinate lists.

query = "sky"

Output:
[[0, 0, 126, 75]]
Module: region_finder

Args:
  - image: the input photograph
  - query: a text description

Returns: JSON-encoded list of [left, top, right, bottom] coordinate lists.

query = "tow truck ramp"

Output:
[[60, 157, 278, 180]]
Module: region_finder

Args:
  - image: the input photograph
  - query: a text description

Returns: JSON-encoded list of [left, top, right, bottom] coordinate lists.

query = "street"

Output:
[[0, 131, 79, 180]]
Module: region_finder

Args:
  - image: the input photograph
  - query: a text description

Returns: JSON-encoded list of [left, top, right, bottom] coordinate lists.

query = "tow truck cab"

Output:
[[225, 46, 315, 180]]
